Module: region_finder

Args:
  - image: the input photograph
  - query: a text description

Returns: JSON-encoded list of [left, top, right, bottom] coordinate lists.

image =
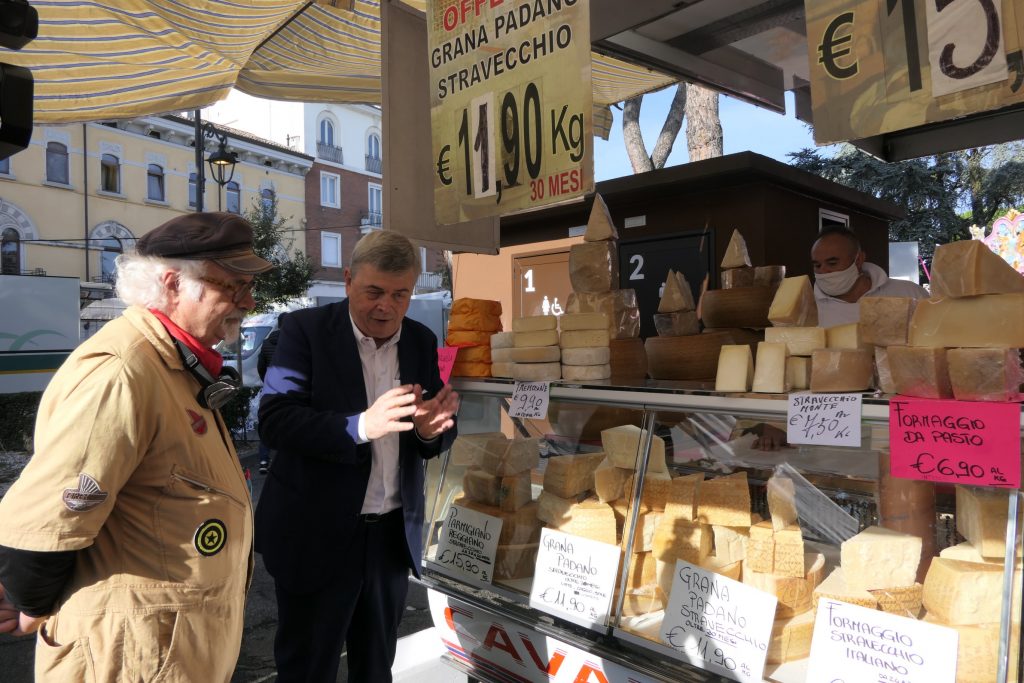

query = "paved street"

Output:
[[0, 444, 442, 682]]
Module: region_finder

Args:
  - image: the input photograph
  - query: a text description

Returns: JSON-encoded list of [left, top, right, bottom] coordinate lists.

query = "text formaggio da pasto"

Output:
[[432, 0, 578, 100]]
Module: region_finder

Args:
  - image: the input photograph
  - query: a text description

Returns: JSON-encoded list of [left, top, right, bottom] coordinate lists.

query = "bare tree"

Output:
[[622, 82, 722, 172]]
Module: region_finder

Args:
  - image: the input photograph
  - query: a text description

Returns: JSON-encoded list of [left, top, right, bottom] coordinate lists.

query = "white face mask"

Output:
[[815, 261, 861, 297]]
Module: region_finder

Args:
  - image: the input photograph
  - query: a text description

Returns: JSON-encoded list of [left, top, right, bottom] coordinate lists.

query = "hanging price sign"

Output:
[[427, 0, 594, 225]]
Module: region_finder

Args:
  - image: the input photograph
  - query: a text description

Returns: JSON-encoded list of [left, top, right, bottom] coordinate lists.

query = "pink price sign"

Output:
[[437, 346, 459, 384], [889, 396, 1021, 488]]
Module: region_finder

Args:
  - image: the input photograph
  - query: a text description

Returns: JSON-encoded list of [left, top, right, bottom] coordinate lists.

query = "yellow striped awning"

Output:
[[5, 0, 675, 137]]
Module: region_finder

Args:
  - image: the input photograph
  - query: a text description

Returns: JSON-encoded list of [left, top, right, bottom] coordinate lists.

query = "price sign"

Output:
[[661, 560, 777, 683], [427, 0, 593, 225], [431, 504, 502, 585], [509, 380, 550, 420], [806, 0, 1021, 145], [528, 528, 620, 629], [807, 599, 957, 683], [787, 392, 862, 447], [889, 396, 1021, 488], [437, 346, 459, 384]]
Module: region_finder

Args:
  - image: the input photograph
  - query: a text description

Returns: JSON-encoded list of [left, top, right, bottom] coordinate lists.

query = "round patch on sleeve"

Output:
[[194, 519, 227, 556]]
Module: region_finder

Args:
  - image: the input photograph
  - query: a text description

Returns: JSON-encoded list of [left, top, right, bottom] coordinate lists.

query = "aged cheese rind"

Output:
[[512, 315, 557, 332], [764, 326, 827, 356], [569, 241, 619, 293], [768, 276, 818, 326], [786, 356, 811, 391], [887, 345, 952, 399], [922, 556, 1003, 625], [450, 433, 507, 466], [931, 239, 1024, 298], [559, 312, 608, 331], [859, 296, 917, 346], [451, 298, 502, 317], [554, 499, 618, 545], [697, 472, 752, 527], [700, 286, 773, 329], [752, 341, 789, 393], [766, 611, 816, 664], [767, 476, 798, 531], [659, 269, 696, 313], [652, 518, 712, 564], [812, 567, 877, 610], [490, 361, 514, 378], [721, 229, 752, 268], [947, 347, 1023, 401], [653, 310, 700, 336], [746, 520, 775, 573], [446, 330, 492, 347], [743, 552, 825, 618], [840, 525, 922, 591], [956, 485, 1017, 558], [755, 265, 786, 291], [773, 525, 806, 578], [490, 347, 514, 363], [561, 363, 611, 381], [593, 458, 632, 503], [456, 345, 492, 363], [511, 361, 560, 381], [478, 438, 540, 475], [543, 452, 605, 498], [566, 290, 641, 340], [662, 473, 704, 522], [712, 525, 749, 564], [449, 311, 503, 332], [507, 345, 561, 363], [624, 469, 673, 511], [600, 425, 667, 472], [560, 329, 610, 349], [869, 583, 923, 618], [715, 344, 754, 392], [646, 331, 736, 381], [561, 346, 611, 366], [462, 467, 532, 511], [809, 348, 873, 392], [874, 346, 896, 394], [909, 293, 1024, 347], [490, 331, 515, 349], [721, 267, 755, 289], [584, 193, 618, 242], [452, 361, 491, 377], [513, 329, 559, 348]]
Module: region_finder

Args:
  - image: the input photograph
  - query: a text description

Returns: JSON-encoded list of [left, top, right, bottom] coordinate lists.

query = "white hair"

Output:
[[115, 253, 208, 310]]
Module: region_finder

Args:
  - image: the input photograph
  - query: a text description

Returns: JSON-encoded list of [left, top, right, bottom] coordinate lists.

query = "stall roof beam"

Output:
[[666, 0, 804, 54]]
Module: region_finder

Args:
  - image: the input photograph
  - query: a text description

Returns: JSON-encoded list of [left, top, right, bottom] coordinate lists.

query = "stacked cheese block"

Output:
[[868, 240, 1024, 400], [701, 229, 779, 329], [457, 434, 543, 580], [566, 194, 646, 379], [446, 298, 503, 378], [558, 312, 611, 381], [489, 331, 515, 378], [653, 269, 698, 336], [508, 315, 561, 381], [924, 486, 1021, 682]]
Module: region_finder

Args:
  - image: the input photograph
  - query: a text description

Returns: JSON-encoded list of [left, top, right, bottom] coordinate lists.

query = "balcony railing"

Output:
[[365, 155, 382, 174], [416, 271, 442, 290], [361, 211, 382, 227], [317, 141, 344, 165]]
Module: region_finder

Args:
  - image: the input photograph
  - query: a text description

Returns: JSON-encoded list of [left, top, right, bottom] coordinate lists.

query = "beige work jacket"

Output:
[[0, 306, 253, 682]]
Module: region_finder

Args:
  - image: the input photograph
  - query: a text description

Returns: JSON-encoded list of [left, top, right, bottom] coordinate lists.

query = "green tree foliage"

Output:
[[789, 144, 1024, 260], [244, 196, 314, 312]]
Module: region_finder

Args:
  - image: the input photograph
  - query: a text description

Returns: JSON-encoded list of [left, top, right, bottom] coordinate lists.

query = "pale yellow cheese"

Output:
[[513, 329, 559, 348], [956, 485, 1019, 558], [715, 344, 754, 392], [593, 458, 632, 503], [620, 550, 657, 588], [559, 312, 608, 331], [619, 585, 665, 616], [752, 341, 789, 393], [699, 555, 743, 581], [560, 329, 611, 349], [887, 345, 952, 399], [697, 472, 753, 527], [909, 293, 1024, 347], [931, 239, 1024, 298], [566, 289, 640, 340], [767, 476, 798, 532], [662, 473, 704, 522], [773, 525, 806, 578], [490, 331, 515, 349], [490, 347, 514, 363], [809, 348, 873, 392], [786, 356, 811, 391], [721, 267, 755, 289], [536, 490, 576, 525], [560, 346, 611, 366], [923, 614, 1008, 683], [512, 315, 557, 332], [859, 296, 917, 346], [542, 452, 605, 498], [653, 310, 700, 336], [569, 241, 618, 293], [462, 467, 532, 511], [490, 361, 514, 378], [874, 346, 896, 394], [812, 567, 877, 610], [947, 347, 1023, 401], [449, 433, 506, 466], [825, 322, 869, 349], [651, 517, 712, 564], [453, 497, 542, 545], [766, 610, 816, 664], [554, 499, 618, 545], [625, 509, 662, 553], [721, 229, 752, 268], [600, 425, 667, 472], [712, 524, 750, 564], [744, 552, 825, 618], [764, 326, 826, 356], [869, 583, 923, 618], [493, 542, 538, 580], [840, 525, 922, 591], [940, 540, 995, 564], [507, 345, 560, 363], [746, 520, 775, 573], [922, 556, 1004, 625], [584, 193, 618, 242], [511, 361, 560, 381], [561, 363, 611, 381], [768, 275, 818, 326], [658, 269, 695, 313], [624, 469, 673, 511], [478, 438, 539, 476]]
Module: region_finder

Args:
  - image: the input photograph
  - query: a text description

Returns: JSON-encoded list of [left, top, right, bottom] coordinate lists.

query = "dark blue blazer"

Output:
[[255, 300, 454, 592]]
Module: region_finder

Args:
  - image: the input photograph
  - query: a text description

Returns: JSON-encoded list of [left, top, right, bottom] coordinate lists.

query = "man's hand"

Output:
[[412, 384, 460, 441], [752, 424, 790, 452], [364, 385, 418, 440], [0, 583, 43, 636]]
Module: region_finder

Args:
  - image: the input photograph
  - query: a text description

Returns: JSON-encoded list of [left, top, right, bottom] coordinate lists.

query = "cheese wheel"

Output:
[[446, 330, 491, 347], [490, 347, 514, 363], [561, 363, 611, 381], [512, 315, 557, 332], [507, 345, 560, 363], [490, 361, 514, 378], [448, 311, 502, 333], [560, 329, 610, 349], [700, 286, 773, 328], [513, 329, 559, 348], [452, 361, 491, 377], [511, 361, 560, 381], [560, 346, 611, 366], [558, 312, 608, 331], [455, 345, 491, 363], [451, 298, 502, 316], [490, 331, 515, 349]]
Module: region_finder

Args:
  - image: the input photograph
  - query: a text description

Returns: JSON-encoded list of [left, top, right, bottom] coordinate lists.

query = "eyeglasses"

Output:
[[199, 275, 255, 304]]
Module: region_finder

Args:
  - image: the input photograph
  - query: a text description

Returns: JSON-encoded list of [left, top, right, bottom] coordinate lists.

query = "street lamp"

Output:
[[193, 109, 238, 212]]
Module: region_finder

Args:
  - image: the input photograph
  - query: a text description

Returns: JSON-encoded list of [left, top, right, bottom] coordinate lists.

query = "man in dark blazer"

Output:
[[256, 230, 459, 682]]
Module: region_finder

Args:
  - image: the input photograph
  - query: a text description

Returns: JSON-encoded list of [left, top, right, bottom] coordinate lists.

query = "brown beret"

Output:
[[136, 212, 273, 275]]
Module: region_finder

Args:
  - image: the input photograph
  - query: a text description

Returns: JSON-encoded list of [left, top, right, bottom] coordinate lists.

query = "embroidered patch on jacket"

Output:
[[62, 473, 109, 512], [194, 519, 227, 556], [186, 409, 208, 435]]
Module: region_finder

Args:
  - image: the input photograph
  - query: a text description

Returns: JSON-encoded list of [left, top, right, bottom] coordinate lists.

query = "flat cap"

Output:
[[136, 212, 273, 275]]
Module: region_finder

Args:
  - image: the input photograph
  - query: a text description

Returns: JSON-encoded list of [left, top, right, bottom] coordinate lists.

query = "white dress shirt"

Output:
[[352, 315, 403, 515]]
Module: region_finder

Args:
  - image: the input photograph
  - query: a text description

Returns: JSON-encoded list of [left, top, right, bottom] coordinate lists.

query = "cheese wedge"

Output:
[[947, 347, 1023, 401], [658, 269, 695, 313], [930, 239, 1024, 298], [887, 345, 952, 399], [909, 293, 1024, 347], [922, 557, 1003, 625], [543, 452, 606, 498], [812, 567, 877, 610], [721, 229, 752, 268], [715, 344, 754, 392], [479, 437, 539, 475], [600, 425, 667, 472], [584, 193, 618, 242], [809, 348, 873, 392], [453, 497, 542, 545], [859, 296, 917, 346], [696, 472, 753, 527], [786, 356, 811, 390], [768, 275, 818, 326], [752, 341, 789, 393], [840, 525, 922, 591], [569, 241, 618, 293], [764, 326, 826, 356]]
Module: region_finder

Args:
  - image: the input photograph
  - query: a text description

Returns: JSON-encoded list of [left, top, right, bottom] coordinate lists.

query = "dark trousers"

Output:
[[271, 508, 410, 683]]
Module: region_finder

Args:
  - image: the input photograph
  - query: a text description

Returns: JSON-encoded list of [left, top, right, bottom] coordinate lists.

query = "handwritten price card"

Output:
[[509, 381, 550, 420], [787, 392, 863, 447], [529, 528, 620, 629], [661, 561, 777, 683], [807, 599, 957, 683], [890, 396, 1020, 488], [437, 346, 459, 384], [431, 504, 502, 585]]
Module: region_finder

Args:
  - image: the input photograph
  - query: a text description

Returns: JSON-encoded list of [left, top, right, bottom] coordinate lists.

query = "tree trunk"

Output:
[[622, 97, 653, 173], [685, 83, 723, 162], [650, 85, 687, 168]]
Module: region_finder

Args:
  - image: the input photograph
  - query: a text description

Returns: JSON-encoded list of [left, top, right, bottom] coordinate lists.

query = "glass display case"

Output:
[[420, 378, 1023, 683]]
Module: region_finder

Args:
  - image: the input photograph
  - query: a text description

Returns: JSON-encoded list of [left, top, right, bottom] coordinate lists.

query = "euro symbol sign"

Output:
[[819, 12, 858, 79], [437, 144, 452, 186]]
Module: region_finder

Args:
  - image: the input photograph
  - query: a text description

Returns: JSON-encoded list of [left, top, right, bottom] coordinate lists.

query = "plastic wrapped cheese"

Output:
[[947, 347, 1023, 401], [909, 293, 1024, 347], [930, 239, 1024, 298], [451, 298, 502, 317], [448, 311, 502, 332], [446, 330, 492, 346], [569, 241, 618, 293], [658, 269, 696, 313], [720, 267, 755, 289], [809, 348, 873, 392], [566, 289, 640, 339], [859, 296, 917, 345], [653, 311, 700, 336], [452, 361, 491, 377], [455, 345, 491, 363], [887, 345, 953, 399]]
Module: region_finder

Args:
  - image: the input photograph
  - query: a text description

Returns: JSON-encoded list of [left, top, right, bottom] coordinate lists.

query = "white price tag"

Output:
[[926, 0, 1007, 97], [807, 599, 957, 683], [431, 504, 502, 585], [787, 392, 862, 447], [661, 560, 777, 682], [509, 381, 550, 420], [529, 528, 620, 629]]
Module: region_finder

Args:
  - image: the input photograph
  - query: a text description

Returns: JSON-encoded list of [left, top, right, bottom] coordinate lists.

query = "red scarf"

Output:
[[150, 309, 224, 376]]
